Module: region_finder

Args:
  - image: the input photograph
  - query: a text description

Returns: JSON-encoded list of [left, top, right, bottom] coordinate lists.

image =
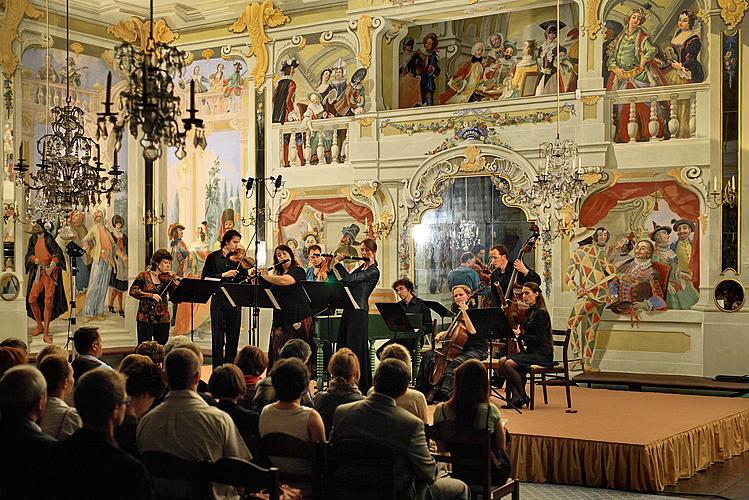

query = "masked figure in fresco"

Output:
[[606, 8, 666, 142], [668, 219, 699, 309], [565, 228, 617, 371], [609, 240, 668, 322], [25, 221, 67, 343], [535, 21, 576, 95], [81, 207, 117, 322], [440, 42, 485, 105], [272, 58, 304, 167], [107, 214, 128, 318]]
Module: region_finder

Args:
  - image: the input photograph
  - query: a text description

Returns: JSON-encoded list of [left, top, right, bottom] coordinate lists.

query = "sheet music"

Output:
[[204, 277, 221, 282], [343, 286, 361, 310], [264, 289, 281, 310], [221, 286, 237, 308]]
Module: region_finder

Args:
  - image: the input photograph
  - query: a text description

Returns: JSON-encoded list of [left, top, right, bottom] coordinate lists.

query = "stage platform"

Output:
[[499, 385, 749, 492]]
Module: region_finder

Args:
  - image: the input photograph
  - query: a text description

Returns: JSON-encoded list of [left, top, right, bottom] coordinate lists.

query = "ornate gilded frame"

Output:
[[714, 277, 745, 312]]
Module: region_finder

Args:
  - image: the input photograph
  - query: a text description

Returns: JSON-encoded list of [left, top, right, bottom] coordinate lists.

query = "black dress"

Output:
[[508, 305, 554, 368]]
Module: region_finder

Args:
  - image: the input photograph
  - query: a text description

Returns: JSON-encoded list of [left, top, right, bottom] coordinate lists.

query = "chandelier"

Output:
[[451, 219, 479, 250], [97, 0, 206, 161], [531, 138, 586, 209], [14, 0, 121, 222]]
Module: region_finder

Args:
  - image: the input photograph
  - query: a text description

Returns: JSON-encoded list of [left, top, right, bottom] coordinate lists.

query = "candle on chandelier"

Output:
[[18, 142, 23, 159], [105, 72, 112, 110], [190, 79, 195, 111], [160, 203, 165, 218], [731, 176, 736, 191], [713, 175, 718, 192]]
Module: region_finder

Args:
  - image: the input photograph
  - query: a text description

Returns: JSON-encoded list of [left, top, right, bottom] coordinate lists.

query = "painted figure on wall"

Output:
[[399, 38, 421, 108], [25, 221, 67, 343], [336, 224, 360, 257], [535, 21, 576, 95], [169, 223, 190, 276], [417, 33, 441, 106], [509, 40, 539, 98], [609, 240, 668, 321], [107, 214, 128, 319], [224, 61, 245, 112], [56, 211, 91, 319], [606, 8, 665, 142], [81, 207, 116, 322], [486, 32, 505, 61], [209, 63, 226, 92], [440, 42, 485, 104], [273, 58, 304, 167], [668, 218, 699, 309], [565, 227, 617, 371], [602, 21, 624, 80], [215, 208, 237, 251]]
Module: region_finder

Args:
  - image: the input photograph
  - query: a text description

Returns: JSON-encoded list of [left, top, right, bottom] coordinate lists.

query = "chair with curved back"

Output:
[[261, 432, 323, 500], [528, 329, 578, 410], [326, 438, 399, 500]]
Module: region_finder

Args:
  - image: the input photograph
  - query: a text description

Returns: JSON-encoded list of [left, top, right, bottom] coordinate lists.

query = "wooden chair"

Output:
[[260, 432, 323, 500], [141, 451, 210, 500], [529, 328, 578, 410], [209, 458, 281, 500], [426, 422, 519, 500], [327, 438, 399, 500]]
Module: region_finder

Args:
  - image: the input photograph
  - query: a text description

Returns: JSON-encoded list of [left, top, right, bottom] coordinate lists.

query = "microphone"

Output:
[[241, 177, 254, 194]]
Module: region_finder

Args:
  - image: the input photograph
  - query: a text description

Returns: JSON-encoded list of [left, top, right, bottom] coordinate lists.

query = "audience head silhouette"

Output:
[[165, 348, 201, 390], [271, 358, 310, 402], [73, 327, 101, 356], [328, 347, 360, 383], [373, 359, 410, 399], [234, 345, 268, 376], [279, 338, 312, 363], [38, 355, 74, 397], [74, 368, 127, 429], [0, 365, 47, 420], [209, 364, 247, 401], [380, 344, 412, 377]]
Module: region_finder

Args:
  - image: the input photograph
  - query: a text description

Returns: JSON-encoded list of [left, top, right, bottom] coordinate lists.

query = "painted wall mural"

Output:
[[20, 46, 129, 341]]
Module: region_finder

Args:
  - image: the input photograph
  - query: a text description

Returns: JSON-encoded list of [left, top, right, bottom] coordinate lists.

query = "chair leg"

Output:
[[565, 380, 572, 409], [529, 371, 535, 410], [512, 480, 520, 500], [541, 373, 548, 405]]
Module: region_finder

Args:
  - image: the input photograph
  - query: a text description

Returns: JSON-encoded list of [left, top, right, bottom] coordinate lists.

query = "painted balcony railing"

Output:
[[604, 82, 709, 143], [22, 79, 101, 114], [186, 89, 247, 118], [275, 117, 352, 168]]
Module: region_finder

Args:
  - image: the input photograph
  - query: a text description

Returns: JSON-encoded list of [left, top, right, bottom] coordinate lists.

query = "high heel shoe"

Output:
[[501, 397, 529, 410], [108, 305, 115, 313]]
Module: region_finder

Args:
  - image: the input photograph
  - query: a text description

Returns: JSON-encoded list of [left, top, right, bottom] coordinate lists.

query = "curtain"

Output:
[[278, 198, 373, 229]]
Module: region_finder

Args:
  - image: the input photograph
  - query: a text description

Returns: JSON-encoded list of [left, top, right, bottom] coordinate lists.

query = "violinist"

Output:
[[416, 285, 488, 404], [496, 282, 553, 409], [488, 244, 541, 306], [128, 249, 180, 345], [201, 229, 249, 368], [256, 245, 313, 372], [305, 244, 335, 283]]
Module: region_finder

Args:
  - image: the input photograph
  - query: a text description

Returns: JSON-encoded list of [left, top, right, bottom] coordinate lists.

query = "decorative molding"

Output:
[[0, 0, 45, 77], [582, 0, 604, 39], [580, 95, 601, 106], [201, 48, 215, 59], [354, 15, 373, 69], [717, 0, 748, 29], [319, 30, 334, 47], [426, 120, 511, 155], [348, 179, 397, 240], [108, 17, 179, 51], [228, 1, 290, 91], [384, 21, 405, 44], [458, 145, 485, 172]]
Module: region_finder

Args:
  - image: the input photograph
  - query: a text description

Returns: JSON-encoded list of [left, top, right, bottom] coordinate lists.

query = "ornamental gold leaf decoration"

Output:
[[0, 0, 45, 77], [717, 0, 748, 29], [583, 0, 604, 39], [356, 16, 373, 69], [459, 145, 486, 172], [108, 17, 179, 51]]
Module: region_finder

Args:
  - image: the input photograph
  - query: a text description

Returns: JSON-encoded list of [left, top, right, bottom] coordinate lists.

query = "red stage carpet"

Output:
[[499, 385, 749, 491]]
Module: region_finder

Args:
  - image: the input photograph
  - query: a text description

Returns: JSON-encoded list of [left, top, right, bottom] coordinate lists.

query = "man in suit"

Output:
[[0, 365, 57, 499], [71, 327, 111, 381], [332, 359, 469, 500]]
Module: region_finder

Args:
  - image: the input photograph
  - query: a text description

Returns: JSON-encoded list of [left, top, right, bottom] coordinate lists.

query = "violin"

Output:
[[154, 271, 180, 297], [228, 245, 256, 270], [472, 260, 492, 289]]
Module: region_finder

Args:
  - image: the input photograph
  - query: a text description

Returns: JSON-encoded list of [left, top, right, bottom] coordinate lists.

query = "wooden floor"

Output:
[[663, 449, 749, 499]]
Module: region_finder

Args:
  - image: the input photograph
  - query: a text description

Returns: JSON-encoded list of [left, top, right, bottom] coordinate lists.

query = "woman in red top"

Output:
[[129, 249, 178, 344]]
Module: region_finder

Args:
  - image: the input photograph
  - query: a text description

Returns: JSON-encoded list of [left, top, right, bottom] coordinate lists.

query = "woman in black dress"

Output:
[[333, 238, 379, 391], [497, 281, 553, 408]]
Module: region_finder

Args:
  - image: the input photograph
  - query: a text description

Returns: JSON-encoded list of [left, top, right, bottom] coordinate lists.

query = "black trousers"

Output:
[[337, 309, 371, 391], [137, 321, 169, 345], [210, 299, 241, 368]]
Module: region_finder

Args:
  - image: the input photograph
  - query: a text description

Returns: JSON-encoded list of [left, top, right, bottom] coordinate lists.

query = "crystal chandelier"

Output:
[[97, 0, 206, 161], [14, 0, 121, 222], [451, 219, 479, 250], [531, 138, 586, 209]]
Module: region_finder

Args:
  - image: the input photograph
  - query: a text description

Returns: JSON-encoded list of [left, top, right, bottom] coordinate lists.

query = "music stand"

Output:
[[170, 278, 221, 342], [466, 308, 522, 414], [423, 300, 454, 341]]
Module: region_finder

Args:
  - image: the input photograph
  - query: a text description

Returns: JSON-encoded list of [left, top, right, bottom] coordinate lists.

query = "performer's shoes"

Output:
[[80, 315, 93, 323], [501, 397, 529, 409], [108, 306, 115, 313], [95, 314, 106, 321], [583, 364, 600, 372], [118, 310, 125, 318]]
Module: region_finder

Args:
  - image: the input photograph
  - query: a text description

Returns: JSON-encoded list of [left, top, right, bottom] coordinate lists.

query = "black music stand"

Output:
[[221, 283, 281, 346], [303, 281, 359, 389], [375, 303, 420, 341], [466, 307, 522, 414], [170, 278, 221, 342], [423, 300, 454, 333]]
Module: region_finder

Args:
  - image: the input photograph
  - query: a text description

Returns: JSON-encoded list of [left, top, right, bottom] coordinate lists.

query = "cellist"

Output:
[[488, 244, 541, 306], [416, 285, 488, 404]]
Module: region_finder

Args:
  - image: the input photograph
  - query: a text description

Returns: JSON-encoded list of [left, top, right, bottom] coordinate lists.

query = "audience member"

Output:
[[36, 343, 68, 365], [38, 355, 82, 439], [332, 359, 469, 500], [313, 347, 364, 435], [259, 358, 325, 497], [368, 344, 428, 424], [137, 348, 251, 499], [0, 337, 29, 355], [115, 360, 166, 457], [54, 368, 152, 500], [163, 334, 195, 357], [234, 344, 268, 409], [433, 359, 510, 486], [71, 327, 111, 381], [118, 353, 153, 372], [209, 363, 260, 447], [0, 346, 27, 377], [135, 340, 165, 366], [165, 336, 213, 398], [253, 338, 313, 412], [0, 365, 56, 500]]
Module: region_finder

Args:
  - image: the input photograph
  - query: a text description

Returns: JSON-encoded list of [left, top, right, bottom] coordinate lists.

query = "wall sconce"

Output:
[[142, 203, 165, 226], [240, 208, 257, 228], [707, 176, 737, 209]]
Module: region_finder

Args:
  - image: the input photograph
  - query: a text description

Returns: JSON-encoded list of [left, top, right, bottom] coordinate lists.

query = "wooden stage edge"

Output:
[[497, 385, 749, 492]]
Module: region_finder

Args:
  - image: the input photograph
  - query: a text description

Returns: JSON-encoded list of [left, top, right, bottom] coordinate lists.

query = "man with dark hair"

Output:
[[447, 252, 480, 292], [332, 359, 469, 500], [202, 228, 249, 368], [138, 349, 251, 499], [54, 368, 152, 500], [0, 365, 56, 500], [377, 278, 433, 360], [488, 244, 541, 306], [115, 360, 166, 457], [38, 355, 81, 439], [71, 327, 111, 381], [252, 338, 313, 412]]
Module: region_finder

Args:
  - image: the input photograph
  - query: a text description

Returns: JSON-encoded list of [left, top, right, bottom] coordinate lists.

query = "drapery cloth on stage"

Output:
[[278, 198, 373, 230]]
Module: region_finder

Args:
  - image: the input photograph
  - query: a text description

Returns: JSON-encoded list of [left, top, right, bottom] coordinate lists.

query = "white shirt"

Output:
[[39, 396, 82, 439], [367, 387, 429, 424], [137, 390, 252, 500]]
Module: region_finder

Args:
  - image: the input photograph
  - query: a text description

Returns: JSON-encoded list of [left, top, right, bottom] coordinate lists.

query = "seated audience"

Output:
[[234, 344, 268, 409], [433, 359, 509, 486], [164, 335, 212, 395], [259, 358, 326, 498], [313, 347, 364, 435], [0, 365, 56, 500], [135, 340, 165, 367], [54, 368, 152, 500], [332, 359, 469, 500], [368, 344, 428, 424], [209, 363, 260, 446], [253, 338, 313, 412], [36, 343, 69, 365], [0, 337, 29, 355], [0, 346, 27, 377], [137, 348, 251, 499], [115, 359, 166, 457], [71, 327, 111, 381], [118, 353, 153, 372], [38, 355, 82, 439]]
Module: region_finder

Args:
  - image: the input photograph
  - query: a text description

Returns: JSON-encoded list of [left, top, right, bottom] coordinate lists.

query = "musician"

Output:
[[488, 245, 541, 306], [257, 244, 313, 373], [333, 238, 380, 391], [417, 285, 487, 404], [447, 252, 480, 292], [128, 249, 179, 345], [376, 278, 433, 359], [497, 282, 553, 409], [201, 229, 249, 368], [305, 244, 335, 283]]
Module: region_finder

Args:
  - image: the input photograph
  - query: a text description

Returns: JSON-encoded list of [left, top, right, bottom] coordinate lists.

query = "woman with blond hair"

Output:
[[368, 343, 428, 424]]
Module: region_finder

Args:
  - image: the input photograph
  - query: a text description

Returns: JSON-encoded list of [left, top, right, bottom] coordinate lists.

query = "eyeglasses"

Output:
[[310, 254, 321, 258], [119, 396, 132, 405]]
